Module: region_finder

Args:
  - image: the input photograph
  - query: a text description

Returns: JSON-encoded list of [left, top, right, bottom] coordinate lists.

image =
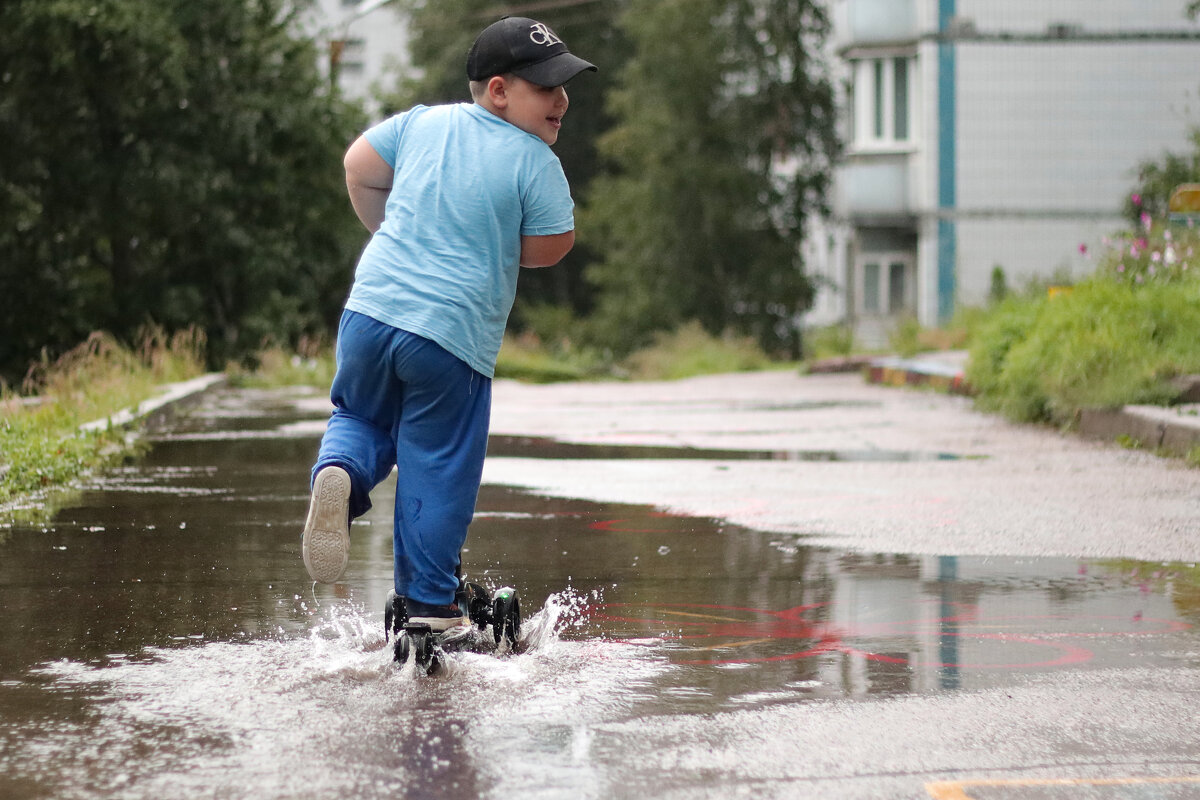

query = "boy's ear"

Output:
[[487, 75, 509, 108]]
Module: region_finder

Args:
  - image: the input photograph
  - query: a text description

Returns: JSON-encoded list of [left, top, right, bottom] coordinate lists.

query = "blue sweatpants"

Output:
[[313, 310, 491, 606]]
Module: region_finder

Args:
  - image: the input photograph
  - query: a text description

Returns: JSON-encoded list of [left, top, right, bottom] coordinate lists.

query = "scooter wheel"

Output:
[[491, 587, 521, 648], [458, 580, 493, 629], [384, 590, 407, 641], [395, 627, 441, 675]]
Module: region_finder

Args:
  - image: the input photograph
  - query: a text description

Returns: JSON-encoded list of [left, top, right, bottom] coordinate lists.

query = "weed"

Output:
[[1187, 445, 1200, 468]]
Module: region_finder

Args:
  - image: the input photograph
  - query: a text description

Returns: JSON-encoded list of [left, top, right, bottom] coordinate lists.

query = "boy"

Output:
[[300, 17, 595, 632]]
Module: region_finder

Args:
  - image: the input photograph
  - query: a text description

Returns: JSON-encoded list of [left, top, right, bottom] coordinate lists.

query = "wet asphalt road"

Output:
[[0, 372, 1197, 799]]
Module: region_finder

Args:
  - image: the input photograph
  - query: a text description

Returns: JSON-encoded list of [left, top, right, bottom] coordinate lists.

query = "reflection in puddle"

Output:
[[0, 386, 1195, 798]]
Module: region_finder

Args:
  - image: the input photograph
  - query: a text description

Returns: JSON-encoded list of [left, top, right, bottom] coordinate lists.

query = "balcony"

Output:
[[845, 0, 918, 44], [839, 155, 913, 219]]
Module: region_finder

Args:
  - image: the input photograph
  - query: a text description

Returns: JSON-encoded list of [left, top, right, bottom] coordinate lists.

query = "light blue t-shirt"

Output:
[[345, 102, 575, 377]]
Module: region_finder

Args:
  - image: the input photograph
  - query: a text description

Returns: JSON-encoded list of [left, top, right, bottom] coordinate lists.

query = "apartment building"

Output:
[[304, 0, 410, 116], [806, 0, 1200, 346]]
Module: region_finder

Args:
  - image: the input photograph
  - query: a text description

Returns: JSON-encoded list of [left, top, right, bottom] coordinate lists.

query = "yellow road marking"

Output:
[[927, 775, 1200, 799]]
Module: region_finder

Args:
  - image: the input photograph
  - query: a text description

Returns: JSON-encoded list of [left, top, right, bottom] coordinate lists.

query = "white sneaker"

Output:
[[301, 466, 351, 583]]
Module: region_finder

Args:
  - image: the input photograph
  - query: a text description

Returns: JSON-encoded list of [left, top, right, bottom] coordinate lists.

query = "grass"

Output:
[[226, 340, 336, 389], [495, 320, 783, 383], [967, 259, 1200, 427], [0, 328, 205, 510]]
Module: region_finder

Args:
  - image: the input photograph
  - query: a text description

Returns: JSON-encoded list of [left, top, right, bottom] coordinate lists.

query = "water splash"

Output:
[[14, 594, 669, 799]]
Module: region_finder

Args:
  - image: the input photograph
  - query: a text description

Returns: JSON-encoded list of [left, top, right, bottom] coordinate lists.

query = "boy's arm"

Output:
[[344, 135, 393, 233], [520, 231, 575, 268]]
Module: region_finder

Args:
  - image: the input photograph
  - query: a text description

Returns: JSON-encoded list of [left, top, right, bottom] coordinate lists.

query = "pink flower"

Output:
[[1140, 211, 1152, 231], [1132, 193, 1142, 205], [1078, 243, 1088, 255], [1151, 251, 1162, 263], [1117, 263, 1125, 272]]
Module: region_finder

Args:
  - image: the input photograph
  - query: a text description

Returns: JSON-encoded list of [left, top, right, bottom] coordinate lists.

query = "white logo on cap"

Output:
[[529, 22, 562, 46]]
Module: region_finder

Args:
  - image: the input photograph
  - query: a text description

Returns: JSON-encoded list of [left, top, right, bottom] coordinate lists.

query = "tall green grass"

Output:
[[1, 328, 205, 506], [966, 225, 1200, 426]]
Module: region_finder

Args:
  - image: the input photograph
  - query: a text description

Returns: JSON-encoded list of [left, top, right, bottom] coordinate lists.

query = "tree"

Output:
[[0, 0, 365, 383], [1126, 128, 1200, 224], [580, 0, 840, 357]]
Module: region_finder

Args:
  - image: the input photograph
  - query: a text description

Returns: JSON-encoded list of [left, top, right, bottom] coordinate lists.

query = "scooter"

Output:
[[384, 579, 521, 675]]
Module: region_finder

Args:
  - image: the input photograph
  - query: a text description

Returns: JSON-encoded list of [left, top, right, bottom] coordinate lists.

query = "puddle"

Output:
[[0, 385, 1195, 798]]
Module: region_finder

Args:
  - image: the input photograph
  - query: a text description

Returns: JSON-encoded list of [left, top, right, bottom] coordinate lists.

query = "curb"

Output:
[[862, 353, 1200, 458], [78, 373, 226, 434], [1078, 404, 1200, 456], [864, 353, 972, 397]]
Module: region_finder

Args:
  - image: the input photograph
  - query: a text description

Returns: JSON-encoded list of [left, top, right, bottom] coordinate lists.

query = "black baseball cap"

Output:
[[466, 16, 597, 87]]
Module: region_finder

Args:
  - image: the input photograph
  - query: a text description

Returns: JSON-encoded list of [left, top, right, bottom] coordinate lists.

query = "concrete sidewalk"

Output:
[[485, 368, 1200, 563], [862, 350, 1200, 457]]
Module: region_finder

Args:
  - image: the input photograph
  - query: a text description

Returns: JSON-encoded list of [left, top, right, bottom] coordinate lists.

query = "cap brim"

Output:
[[512, 52, 597, 87]]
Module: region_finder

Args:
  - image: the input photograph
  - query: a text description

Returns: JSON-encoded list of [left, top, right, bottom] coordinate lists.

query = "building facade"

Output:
[[806, 0, 1200, 347], [304, 0, 410, 117]]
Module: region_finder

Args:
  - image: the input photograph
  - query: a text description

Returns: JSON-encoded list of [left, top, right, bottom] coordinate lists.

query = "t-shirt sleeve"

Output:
[[362, 108, 418, 168], [520, 158, 576, 237]]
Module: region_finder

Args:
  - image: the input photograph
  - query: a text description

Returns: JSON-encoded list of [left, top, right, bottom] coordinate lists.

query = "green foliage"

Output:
[[0, 0, 366, 383], [968, 123, 1200, 427], [967, 276, 1200, 425], [1097, 222, 1199, 286], [1125, 128, 1200, 224], [1, 330, 203, 505], [888, 317, 924, 358], [581, 0, 840, 360], [988, 265, 1009, 305], [620, 321, 774, 380], [804, 324, 858, 360], [226, 341, 337, 389], [1187, 444, 1200, 468], [495, 334, 607, 383]]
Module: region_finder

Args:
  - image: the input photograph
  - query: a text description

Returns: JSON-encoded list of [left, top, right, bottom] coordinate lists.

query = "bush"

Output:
[[620, 321, 775, 380], [967, 262, 1200, 425], [803, 323, 858, 360]]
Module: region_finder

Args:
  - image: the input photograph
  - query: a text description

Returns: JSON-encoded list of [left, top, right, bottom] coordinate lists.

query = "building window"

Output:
[[334, 37, 367, 77], [892, 58, 909, 140], [857, 253, 915, 316], [863, 262, 882, 314], [852, 55, 914, 150]]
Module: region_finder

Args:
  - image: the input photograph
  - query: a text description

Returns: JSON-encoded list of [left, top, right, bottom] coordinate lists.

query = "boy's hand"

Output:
[[344, 136, 393, 233]]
